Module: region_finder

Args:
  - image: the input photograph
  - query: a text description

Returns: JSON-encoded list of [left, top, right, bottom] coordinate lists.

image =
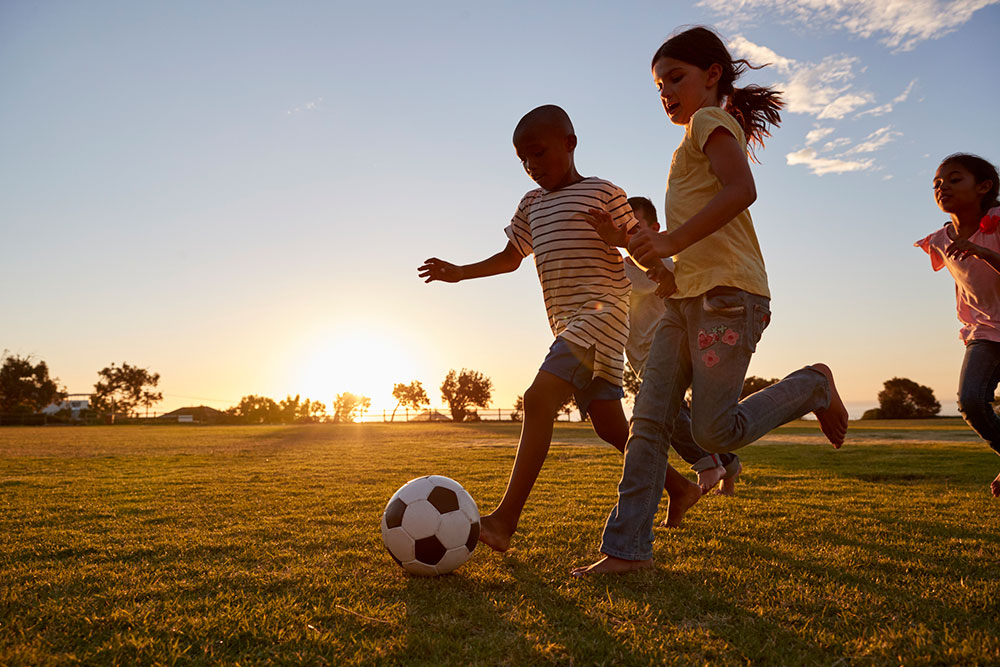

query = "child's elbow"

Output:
[[743, 182, 757, 208]]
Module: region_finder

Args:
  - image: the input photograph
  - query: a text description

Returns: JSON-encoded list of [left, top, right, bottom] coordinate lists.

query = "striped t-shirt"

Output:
[[504, 177, 637, 387]]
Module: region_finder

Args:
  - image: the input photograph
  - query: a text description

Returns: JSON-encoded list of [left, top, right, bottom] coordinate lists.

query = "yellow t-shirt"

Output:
[[664, 106, 770, 300]]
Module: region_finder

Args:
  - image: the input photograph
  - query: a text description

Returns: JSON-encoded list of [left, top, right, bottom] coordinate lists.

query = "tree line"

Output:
[[3, 351, 996, 425]]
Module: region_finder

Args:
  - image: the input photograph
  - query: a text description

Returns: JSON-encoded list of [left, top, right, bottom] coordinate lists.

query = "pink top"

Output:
[[915, 206, 1000, 344]]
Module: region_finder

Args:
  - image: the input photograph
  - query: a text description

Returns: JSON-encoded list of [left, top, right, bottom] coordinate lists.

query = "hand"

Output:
[[628, 228, 677, 268], [418, 258, 463, 283], [647, 264, 678, 298], [582, 208, 625, 247], [945, 238, 987, 261]]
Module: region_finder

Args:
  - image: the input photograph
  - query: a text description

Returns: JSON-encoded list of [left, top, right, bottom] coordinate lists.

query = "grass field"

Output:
[[2, 420, 999, 665]]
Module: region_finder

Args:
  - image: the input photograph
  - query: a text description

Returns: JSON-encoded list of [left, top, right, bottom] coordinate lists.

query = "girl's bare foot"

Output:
[[809, 363, 848, 448], [697, 465, 726, 493], [659, 477, 702, 528], [571, 555, 653, 577], [714, 460, 741, 496], [478, 513, 514, 552], [991, 471, 1000, 498]]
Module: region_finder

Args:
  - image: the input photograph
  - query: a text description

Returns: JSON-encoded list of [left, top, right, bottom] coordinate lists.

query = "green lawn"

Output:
[[1, 420, 998, 665]]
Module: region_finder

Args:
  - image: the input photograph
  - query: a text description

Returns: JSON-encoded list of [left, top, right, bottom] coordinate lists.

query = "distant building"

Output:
[[156, 405, 227, 424], [41, 394, 91, 418]]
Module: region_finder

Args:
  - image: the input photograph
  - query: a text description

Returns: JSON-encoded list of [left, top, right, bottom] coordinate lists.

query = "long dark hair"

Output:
[[653, 26, 783, 161], [940, 153, 1000, 213]]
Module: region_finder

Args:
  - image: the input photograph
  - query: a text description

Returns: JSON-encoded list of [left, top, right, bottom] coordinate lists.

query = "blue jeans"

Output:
[[958, 339, 1000, 455], [600, 287, 831, 561], [671, 402, 740, 474]]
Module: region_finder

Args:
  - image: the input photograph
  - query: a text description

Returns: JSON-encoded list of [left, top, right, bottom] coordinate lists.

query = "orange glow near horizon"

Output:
[[292, 328, 419, 413]]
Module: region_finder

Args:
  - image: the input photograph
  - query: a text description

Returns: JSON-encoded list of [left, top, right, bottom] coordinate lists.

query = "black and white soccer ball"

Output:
[[380, 475, 480, 576]]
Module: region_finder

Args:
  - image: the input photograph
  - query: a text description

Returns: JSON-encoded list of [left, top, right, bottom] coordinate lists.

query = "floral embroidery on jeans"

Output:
[[699, 326, 740, 350], [702, 349, 720, 367], [697, 330, 717, 349]]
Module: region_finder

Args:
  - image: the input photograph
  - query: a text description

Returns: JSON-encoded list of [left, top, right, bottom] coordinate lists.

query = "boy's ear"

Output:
[[705, 63, 723, 88], [566, 133, 578, 152]]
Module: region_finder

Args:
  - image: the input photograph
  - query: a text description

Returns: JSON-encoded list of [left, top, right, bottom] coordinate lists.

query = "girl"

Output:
[[915, 153, 1000, 497], [574, 26, 848, 576]]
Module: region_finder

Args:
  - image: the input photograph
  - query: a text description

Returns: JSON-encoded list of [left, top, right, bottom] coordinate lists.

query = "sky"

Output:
[[2, 0, 999, 419]]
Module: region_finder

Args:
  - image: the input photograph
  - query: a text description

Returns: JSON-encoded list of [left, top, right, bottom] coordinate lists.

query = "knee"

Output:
[[957, 391, 989, 423], [690, 421, 733, 453], [523, 383, 559, 416]]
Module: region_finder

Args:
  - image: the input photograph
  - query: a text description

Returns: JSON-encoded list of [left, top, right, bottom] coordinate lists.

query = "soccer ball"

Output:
[[380, 475, 480, 576]]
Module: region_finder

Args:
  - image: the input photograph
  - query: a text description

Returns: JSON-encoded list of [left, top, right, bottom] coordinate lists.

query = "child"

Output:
[[624, 196, 742, 497], [418, 105, 703, 551], [573, 26, 848, 576], [915, 153, 1000, 497]]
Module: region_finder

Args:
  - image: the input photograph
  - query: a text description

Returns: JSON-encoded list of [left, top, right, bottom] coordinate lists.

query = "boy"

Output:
[[624, 196, 742, 498], [418, 105, 702, 551]]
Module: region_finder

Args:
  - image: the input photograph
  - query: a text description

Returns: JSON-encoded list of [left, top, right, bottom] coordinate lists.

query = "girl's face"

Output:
[[652, 57, 722, 126], [933, 162, 991, 214]]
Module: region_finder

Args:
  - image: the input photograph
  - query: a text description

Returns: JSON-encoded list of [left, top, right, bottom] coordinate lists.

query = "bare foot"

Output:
[[714, 460, 742, 496], [991, 471, 1000, 498], [571, 555, 653, 577], [478, 513, 514, 552], [660, 477, 702, 528], [697, 466, 726, 494], [809, 363, 848, 448]]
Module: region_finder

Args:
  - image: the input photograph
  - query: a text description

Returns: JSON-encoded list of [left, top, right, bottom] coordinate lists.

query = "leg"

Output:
[[589, 399, 701, 510], [956, 340, 1000, 496], [480, 370, 573, 551], [668, 401, 729, 492], [715, 458, 742, 496], [576, 302, 693, 575], [686, 289, 838, 453]]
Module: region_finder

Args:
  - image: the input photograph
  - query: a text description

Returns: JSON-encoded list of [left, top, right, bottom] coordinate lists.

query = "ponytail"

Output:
[[653, 26, 784, 161]]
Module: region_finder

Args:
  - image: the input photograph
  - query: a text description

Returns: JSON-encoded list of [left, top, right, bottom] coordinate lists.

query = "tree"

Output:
[[298, 398, 328, 423], [332, 392, 371, 423], [741, 376, 779, 400], [391, 381, 429, 421], [875, 377, 941, 419], [92, 362, 162, 422], [440, 368, 492, 422], [511, 395, 524, 422], [226, 395, 281, 423], [0, 353, 65, 414], [623, 366, 641, 404]]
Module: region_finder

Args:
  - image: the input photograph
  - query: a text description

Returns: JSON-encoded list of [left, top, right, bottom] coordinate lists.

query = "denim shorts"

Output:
[[539, 337, 624, 416]]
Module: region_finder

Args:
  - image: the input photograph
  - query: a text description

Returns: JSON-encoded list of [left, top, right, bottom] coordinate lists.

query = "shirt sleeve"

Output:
[[504, 192, 534, 257], [914, 232, 945, 272], [606, 184, 638, 234], [690, 107, 744, 153]]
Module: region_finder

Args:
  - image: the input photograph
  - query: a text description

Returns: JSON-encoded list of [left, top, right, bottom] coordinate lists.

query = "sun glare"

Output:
[[294, 329, 418, 412]]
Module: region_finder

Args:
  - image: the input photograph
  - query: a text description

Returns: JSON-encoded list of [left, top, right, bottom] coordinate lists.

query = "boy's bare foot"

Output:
[[659, 477, 702, 528], [478, 513, 514, 552], [571, 555, 653, 577], [809, 363, 848, 448], [991, 471, 1000, 498], [715, 460, 742, 496], [697, 465, 726, 493]]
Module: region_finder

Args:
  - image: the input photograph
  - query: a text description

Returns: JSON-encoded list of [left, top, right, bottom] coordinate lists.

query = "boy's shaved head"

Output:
[[513, 105, 575, 141]]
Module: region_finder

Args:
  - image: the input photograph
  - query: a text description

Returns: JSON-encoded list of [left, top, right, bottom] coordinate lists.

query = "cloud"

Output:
[[700, 0, 999, 50], [786, 149, 875, 176], [805, 127, 835, 146], [857, 79, 918, 117], [728, 39, 874, 119], [845, 125, 903, 154], [286, 97, 324, 115]]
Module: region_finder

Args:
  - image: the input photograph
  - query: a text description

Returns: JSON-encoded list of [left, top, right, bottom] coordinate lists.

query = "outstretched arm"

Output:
[[946, 238, 1000, 275], [629, 127, 756, 266], [418, 241, 523, 283]]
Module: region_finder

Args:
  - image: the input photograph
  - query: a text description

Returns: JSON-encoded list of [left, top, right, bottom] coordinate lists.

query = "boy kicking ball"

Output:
[[419, 105, 703, 552]]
